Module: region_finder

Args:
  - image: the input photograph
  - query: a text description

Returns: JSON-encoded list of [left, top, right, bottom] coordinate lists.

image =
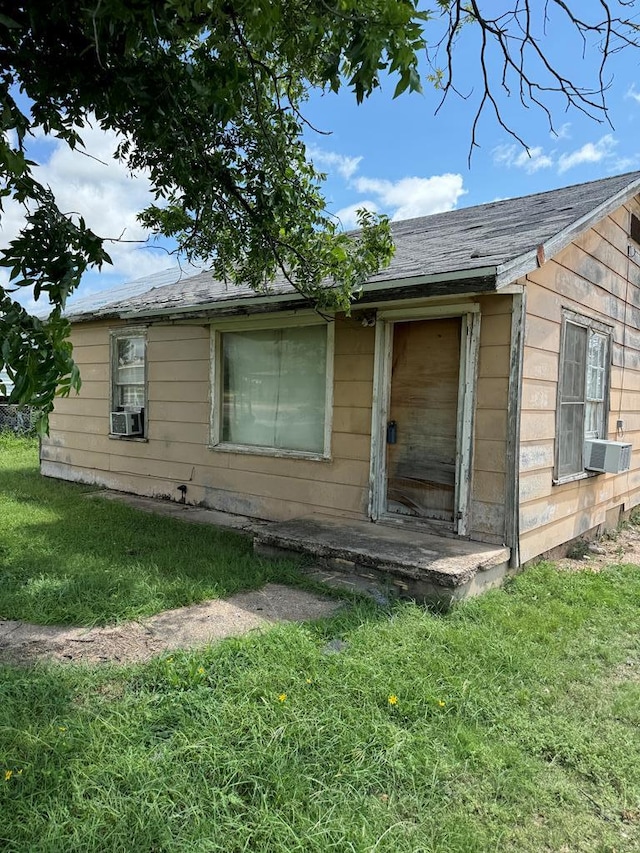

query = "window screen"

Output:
[[556, 318, 610, 479]]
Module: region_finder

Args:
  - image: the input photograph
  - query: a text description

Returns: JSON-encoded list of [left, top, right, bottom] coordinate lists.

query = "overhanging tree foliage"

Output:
[[0, 1, 638, 428]]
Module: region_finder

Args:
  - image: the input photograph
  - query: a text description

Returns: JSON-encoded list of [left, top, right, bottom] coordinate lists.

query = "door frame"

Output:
[[368, 303, 481, 535]]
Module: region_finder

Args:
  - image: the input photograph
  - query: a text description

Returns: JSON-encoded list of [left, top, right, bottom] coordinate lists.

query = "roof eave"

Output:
[[103, 266, 499, 323]]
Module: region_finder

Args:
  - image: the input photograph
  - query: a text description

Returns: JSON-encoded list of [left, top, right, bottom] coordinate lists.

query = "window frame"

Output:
[[109, 327, 148, 439], [554, 310, 612, 484], [209, 314, 334, 461]]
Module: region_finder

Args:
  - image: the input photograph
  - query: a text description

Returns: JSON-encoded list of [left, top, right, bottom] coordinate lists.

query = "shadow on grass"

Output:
[[0, 461, 305, 627]]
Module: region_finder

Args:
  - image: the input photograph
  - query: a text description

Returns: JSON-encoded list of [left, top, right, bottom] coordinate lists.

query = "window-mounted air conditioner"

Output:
[[584, 440, 632, 474], [110, 411, 143, 437]]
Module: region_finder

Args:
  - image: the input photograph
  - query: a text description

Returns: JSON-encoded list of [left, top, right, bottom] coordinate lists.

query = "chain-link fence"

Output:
[[0, 404, 37, 435]]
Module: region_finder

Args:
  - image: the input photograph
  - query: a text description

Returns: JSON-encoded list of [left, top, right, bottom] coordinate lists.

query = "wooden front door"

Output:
[[385, 317, 461, 522]]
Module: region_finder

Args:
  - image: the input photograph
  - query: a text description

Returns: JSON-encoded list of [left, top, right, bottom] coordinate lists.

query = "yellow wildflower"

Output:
[[197, 667, 205, 675], [388, 695, 398, 706], [305, 678, 313, 684], [438, 700, 446, 708], [4, 770, 12, 781], [278, 693, 287, 703]]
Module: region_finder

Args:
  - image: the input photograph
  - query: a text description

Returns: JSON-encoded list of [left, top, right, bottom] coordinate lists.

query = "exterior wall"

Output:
[[42, 317, 375, 522], [469, 294, 514, 544], [42, 298, 514, 541], [519, 198, 640, 563]]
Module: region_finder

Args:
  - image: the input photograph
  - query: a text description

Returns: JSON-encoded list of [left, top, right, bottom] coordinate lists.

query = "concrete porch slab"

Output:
[[254, 515, 512, 608]]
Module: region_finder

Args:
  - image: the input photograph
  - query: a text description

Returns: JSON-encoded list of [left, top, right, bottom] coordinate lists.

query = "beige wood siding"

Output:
[[469, 294, 514, 543], [43, 301, 514, 539], [43, 318, 374, 522], [519, 197, 640, 563]]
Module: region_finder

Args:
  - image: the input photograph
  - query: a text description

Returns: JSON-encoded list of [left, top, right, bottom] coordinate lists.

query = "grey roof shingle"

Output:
[[67, 170, 640, 322]]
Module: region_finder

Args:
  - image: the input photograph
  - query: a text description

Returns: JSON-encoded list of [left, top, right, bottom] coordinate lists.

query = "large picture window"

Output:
[[212, 321, 332, 457], [556, 312, 611, 480]]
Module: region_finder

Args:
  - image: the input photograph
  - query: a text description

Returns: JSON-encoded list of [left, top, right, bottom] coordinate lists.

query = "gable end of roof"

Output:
[[495, 173, 640, 287]]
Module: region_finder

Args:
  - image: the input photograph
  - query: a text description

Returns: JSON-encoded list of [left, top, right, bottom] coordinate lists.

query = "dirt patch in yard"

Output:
[[0, 584, 343, 667], [555, 522, 640, 572]]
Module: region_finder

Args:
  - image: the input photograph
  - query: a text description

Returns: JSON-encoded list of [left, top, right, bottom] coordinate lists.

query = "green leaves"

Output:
[[0, 187, 110, 428], [0, 296, 80, 433], [1, 197, 111, 307], [0, 0, 428, 426]]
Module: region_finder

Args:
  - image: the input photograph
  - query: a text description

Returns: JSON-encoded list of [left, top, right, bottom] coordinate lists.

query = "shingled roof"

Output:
[[68, 170, 640, 322]]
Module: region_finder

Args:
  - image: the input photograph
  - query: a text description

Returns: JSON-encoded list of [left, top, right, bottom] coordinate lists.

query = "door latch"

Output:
[[386, 420, 397, 444]]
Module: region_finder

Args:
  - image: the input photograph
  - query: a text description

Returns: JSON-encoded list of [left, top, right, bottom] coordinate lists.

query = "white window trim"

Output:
[[209, 314, 334, 461], [553, 310, 612, 484], [109, 327, 148, 439]]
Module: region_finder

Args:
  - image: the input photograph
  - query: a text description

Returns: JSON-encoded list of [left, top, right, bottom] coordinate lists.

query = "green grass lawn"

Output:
[[1, 433, 639, 851], [0, 434, 302, 625]]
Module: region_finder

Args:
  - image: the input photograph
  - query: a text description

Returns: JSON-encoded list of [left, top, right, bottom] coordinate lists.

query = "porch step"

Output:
[[254, 515, 512, 609]]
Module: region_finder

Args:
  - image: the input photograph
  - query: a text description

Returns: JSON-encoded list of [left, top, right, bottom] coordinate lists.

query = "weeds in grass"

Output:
[[2, 434, 640, 851], [0, 564, 638, 851]]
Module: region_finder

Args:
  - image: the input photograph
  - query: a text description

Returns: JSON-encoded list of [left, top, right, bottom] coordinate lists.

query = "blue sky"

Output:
[[305, 4, 640, 226], [3, 2, 640, 309]]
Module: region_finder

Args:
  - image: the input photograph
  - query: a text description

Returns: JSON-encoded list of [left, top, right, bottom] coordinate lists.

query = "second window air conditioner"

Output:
[[584, 439, 632, 474]]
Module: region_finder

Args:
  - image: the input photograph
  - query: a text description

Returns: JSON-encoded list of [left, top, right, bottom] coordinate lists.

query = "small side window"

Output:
[[555, 313, 611, 481], [110, 330, 147, 437]]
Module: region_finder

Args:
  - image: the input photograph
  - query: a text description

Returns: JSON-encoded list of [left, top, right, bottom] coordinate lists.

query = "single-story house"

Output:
[[40, 171, 640, 598]]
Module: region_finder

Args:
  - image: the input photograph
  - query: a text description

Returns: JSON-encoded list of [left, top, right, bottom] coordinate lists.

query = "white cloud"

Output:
[[352, 173, 466, 221], [551, 122, 571, 140], [494, 132, 626, 176], [0, 121, 167, 305], [493, 143, 553, 173], [334, 200, 379, 229], [611, 155, 640, 172], [516, 146, 554, 173], [308, 147, 363, 180], [626, 85, 640, 104], [309, 146, 466, 224], [35, 124, 156, 249], [492, 143, 516, 166], [2, 128, 18, 149], [557, 134, 617, 173]]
